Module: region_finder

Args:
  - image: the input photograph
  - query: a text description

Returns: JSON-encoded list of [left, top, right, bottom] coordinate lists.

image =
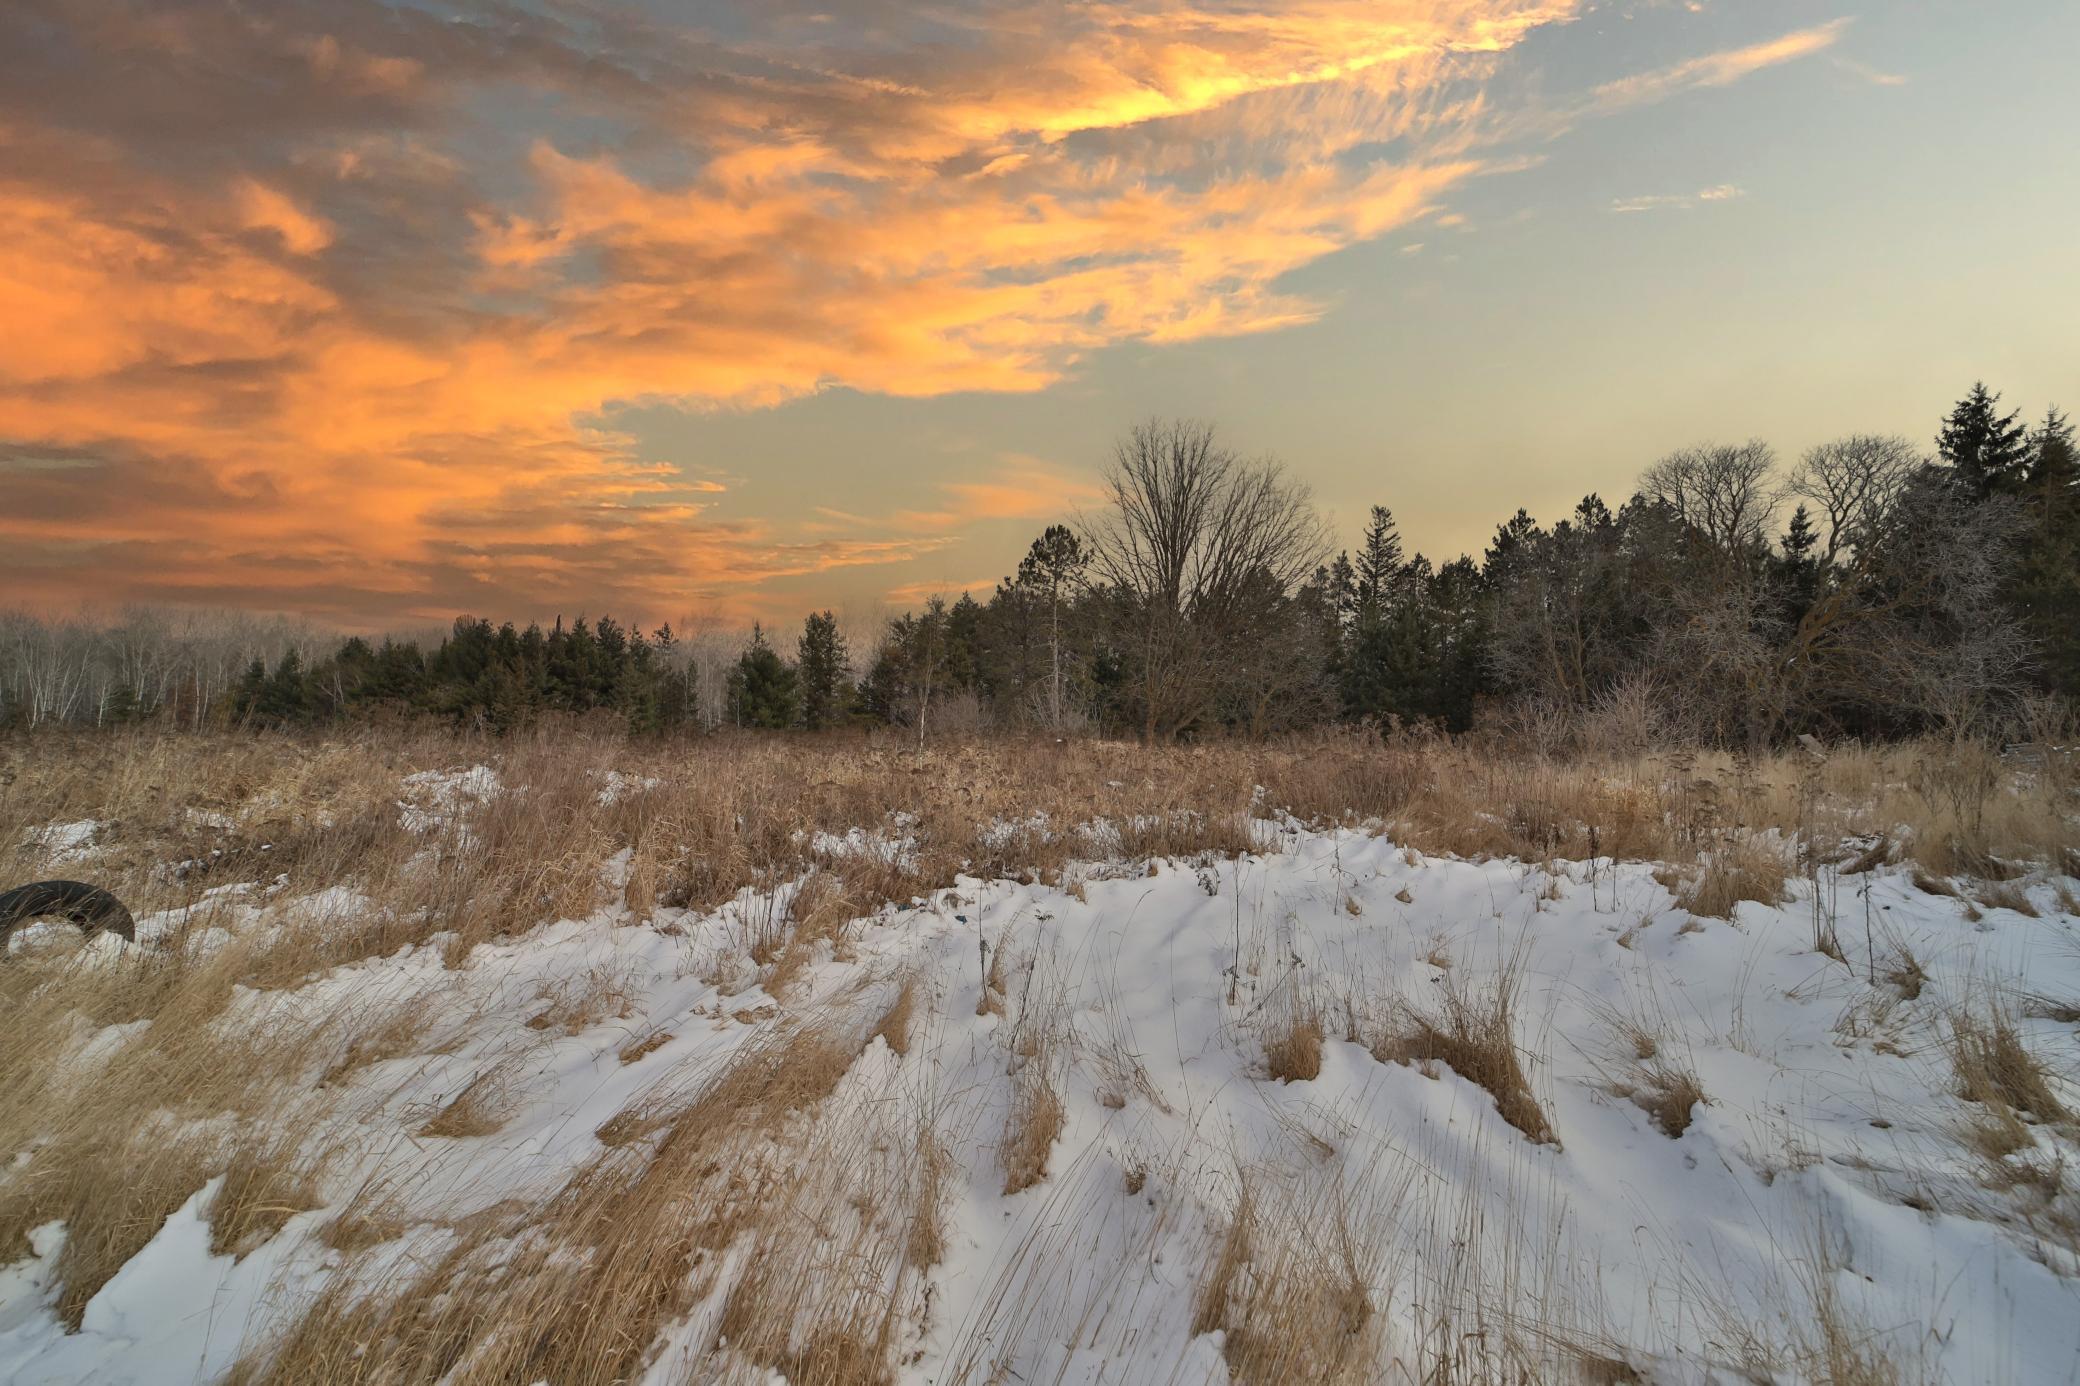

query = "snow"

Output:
[[22, 820, 99, 864], [593, 769, 661, 805], [3, 818, 2077, 1382], [395, 765, 501, 834]]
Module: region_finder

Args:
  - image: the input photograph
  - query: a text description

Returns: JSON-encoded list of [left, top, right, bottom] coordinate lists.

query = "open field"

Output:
[[2, 726, 2078, 1384]]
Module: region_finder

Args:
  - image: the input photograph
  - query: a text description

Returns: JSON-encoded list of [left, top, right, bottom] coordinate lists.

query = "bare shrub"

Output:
[[1085, 419, 1330, 741]]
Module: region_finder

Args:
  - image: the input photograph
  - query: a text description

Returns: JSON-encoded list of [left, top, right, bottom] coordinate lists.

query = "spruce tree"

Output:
[[257, 649, 313, 726], [1772, 503, 1825, 627], [233, 658, 267, 723], [796, 611, 851, 730], [2014, 407, 2080, 694], [1937, 382, 2031, 498], [1353, 506, 1405, 619], [728, 625, 800, 730], [1342, 506, 1424, 724]]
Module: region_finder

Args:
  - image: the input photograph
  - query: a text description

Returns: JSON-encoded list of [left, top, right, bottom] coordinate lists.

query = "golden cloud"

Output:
[[0, 2, 1843, 626]]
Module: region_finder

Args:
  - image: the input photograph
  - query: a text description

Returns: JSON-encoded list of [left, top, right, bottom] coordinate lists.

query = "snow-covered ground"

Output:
[[4, 817, 2078, 1383]]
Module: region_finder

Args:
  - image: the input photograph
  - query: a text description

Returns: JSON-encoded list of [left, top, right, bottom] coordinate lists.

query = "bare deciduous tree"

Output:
[[1085, 420, 1328, 741], [1640, 441, 1780, 556], [1776, 481, 2031, 734], [1787, 435, 1920, 566]]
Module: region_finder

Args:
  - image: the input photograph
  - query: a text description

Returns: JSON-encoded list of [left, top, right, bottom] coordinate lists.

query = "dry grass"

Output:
[[1374, 962, 1558, 1148], [1912, 870, 1959, 898], [1000, 1061, 1066, 1196], [906, 1122, 952, 1272], [1885, 959, 1929, 1008], [1, 723, 2072, 1374], [1973, 879, 2040, 918], [1263, 1005, 1326, 1083], [1950, 1000, 2067, 1125], [616, 1029, 673, 1065], [209, 1138, 323, 1260], [1676, 834, 1791, 920], [871, 978, 917, 1057], [1628, 1064, 1708, 1139], [525, 965, 636, 1034], [1597, 1000, 1709, 1139], [1192, 1179, 1381, 1386], [416, 1066, 513, 1138], [236, 1008, 872, 1385], [6, 727, 2070, 954]]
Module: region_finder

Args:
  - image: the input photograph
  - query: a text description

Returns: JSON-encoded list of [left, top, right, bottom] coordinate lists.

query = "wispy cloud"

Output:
[[1833, 57, 1908, 87], [1582, 18, 1850, 113], [0, 1, 1855, 623], [1611, 183, 1746, 214]]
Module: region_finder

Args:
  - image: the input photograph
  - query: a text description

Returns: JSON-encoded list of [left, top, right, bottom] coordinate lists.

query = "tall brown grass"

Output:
[[0, 721, 2070, 1376]]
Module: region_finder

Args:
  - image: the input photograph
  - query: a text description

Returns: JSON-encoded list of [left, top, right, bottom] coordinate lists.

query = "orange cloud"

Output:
[[1582, 19, 1849, 114], [942, 459, 1107, 522], [0, 2, 1841, 627]]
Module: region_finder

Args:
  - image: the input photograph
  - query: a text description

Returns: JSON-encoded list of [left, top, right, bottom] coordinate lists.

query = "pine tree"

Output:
[[727, 625, 800, 730], [796, 611, 851, 730], [1015, 524, 1089, 728], [1937, 382, 2031, 498]]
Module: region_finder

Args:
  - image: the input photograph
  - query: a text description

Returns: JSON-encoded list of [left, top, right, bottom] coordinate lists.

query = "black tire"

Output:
[[0, 880, 136, 954]]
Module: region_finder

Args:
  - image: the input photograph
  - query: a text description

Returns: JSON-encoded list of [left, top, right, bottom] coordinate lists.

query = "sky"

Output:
[[3, 1, 2075, 634]]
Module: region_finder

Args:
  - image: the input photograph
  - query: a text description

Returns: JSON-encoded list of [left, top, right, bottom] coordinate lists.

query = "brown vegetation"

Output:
[[0, 722, 2071, 1377], [1373, 963, 1558, 1148]]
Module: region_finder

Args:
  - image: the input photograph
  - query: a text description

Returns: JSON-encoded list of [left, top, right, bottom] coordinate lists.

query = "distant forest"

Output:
[[5, 384, 2074, 748]]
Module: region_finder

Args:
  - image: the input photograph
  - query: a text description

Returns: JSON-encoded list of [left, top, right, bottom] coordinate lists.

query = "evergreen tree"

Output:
[[796, 611, 851, 730], [1324, 552, 1358, 633], [256, 649, 312, 726], [1938, 382, 2031, 498], [1353, 506, 1405, 619], [1015, 524, 1089, 727], [727, 625, 800, 729], [945, 592, 987, 694], [233, 658, 268, 723], [1772, 503, 1825, 625], [2013, 406, 2080, 694], [1427, 556, 1489, 730]]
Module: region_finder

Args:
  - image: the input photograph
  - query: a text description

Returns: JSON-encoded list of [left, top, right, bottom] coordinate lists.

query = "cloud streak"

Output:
[[1611, 183, 1746, 213], [0, 1, 1846, 626]]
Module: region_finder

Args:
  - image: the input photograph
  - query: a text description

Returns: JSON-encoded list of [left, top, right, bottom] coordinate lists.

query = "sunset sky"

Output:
[[3, 1, 2075, 633]]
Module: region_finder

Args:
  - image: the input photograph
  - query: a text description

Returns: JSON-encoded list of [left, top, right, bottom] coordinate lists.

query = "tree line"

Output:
[[4, 383, 2073, 746]]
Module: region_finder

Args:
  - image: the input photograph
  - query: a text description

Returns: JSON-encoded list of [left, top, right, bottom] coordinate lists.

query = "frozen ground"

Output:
[[3, 799, 2078, 1383]]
